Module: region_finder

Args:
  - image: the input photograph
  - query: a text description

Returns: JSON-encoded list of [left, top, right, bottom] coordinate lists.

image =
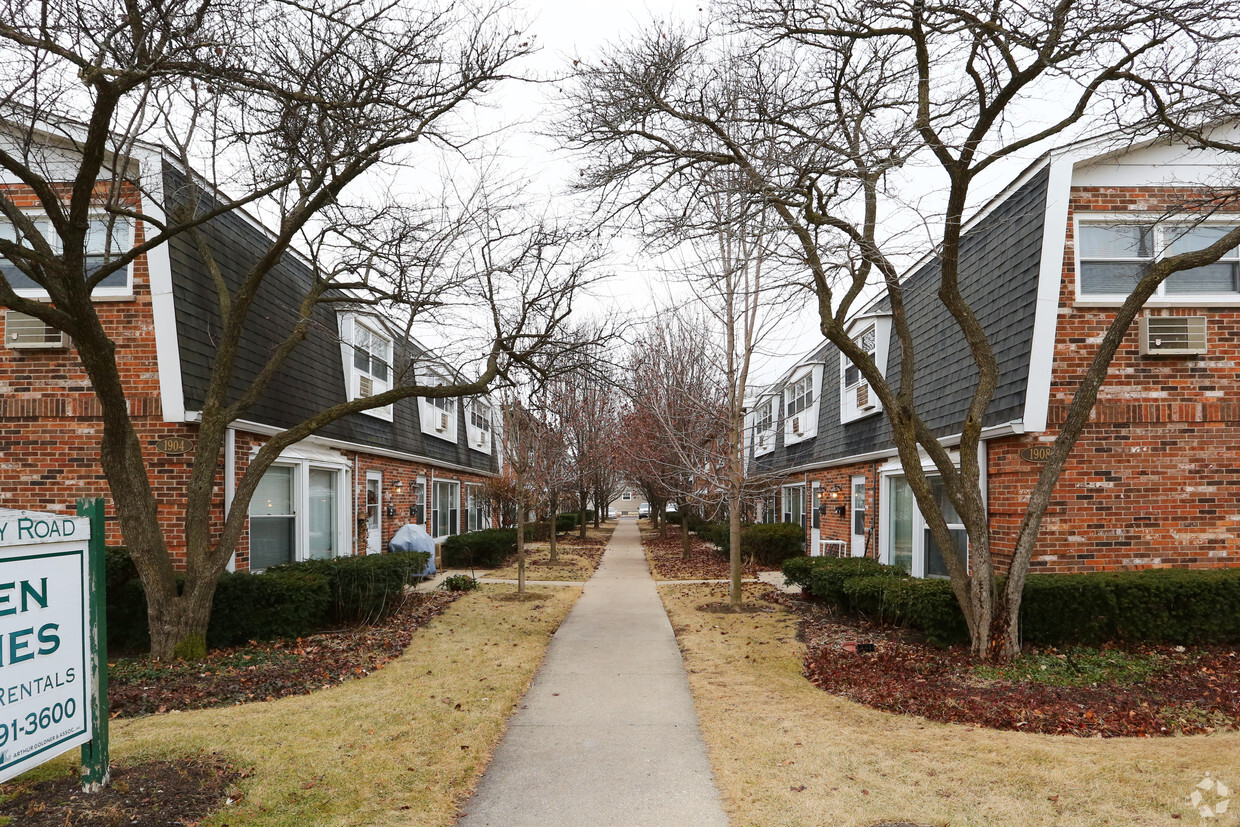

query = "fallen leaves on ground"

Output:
[[642, 525, 768, 580], [771, 590, 1240, 738], [109, 591, 460, 718]]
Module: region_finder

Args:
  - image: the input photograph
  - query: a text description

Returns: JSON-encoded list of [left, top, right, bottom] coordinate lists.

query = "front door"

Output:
[[366, 472, 382, 554], [850, 475, 867, 557]]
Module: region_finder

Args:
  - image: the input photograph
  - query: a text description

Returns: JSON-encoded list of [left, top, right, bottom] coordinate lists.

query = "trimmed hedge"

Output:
[[696, 521, 805, 567], [442, 529, 518, 568], [523, 522, 551, 542], [1021, 569, 1240, 645], [555, 513, 578, 533], [268, 550, 429, 625], [744, 523, 807, 567], [105, 547, 430, 653], [663, 509, 683, 525], [208, 569, 332, 647], [784, 555, 1240, 647]]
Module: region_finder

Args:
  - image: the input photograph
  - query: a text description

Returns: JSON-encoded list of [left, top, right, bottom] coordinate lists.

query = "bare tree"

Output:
[[563, 0, 1240, 657], [0, 0, 602, 659]]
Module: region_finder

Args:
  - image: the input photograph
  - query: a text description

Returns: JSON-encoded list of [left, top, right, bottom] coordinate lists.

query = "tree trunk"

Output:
[[728, 494, 742, 610], [681, 506, 692, 561], [548, 502, 558, 563], [516, 500, 526, 594]]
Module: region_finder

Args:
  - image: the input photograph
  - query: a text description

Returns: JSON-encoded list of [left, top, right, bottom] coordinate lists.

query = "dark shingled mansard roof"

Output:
[[751, 165, 1050, 474], [163, 161, 498, 474]]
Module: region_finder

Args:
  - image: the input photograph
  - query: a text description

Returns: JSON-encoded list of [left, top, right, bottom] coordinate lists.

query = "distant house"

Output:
[[0, 130, 497, 570], [749, 130, 1240, 577], [607, 485, 645, 517]]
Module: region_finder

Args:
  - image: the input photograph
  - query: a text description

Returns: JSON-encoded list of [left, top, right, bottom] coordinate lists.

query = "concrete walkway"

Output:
[[456, 518, 729, 827]]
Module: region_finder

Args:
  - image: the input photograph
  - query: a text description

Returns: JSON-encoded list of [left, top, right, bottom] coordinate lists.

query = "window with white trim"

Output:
[[349, 320, 393, 420], [248, 461, 346, 570], [1077, 221, 1240, 299], [753, 397, 776, 455], [622, 491, 632, 501], [841, 321, 886, 423], [432, 479, 460, 538], [0, 215, 134, 297], [465, 399, 493, 453], [466, 484, 490, 532], [783, 366, 822, 444]]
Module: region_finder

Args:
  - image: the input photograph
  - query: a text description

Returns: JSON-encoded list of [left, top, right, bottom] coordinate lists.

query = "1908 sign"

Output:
[[1019, 446, 1052, 463]]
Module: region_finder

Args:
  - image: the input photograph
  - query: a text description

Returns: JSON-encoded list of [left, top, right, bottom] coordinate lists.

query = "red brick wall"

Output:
[[986, 185, 1240, 572], [777, 463, 881, 558]]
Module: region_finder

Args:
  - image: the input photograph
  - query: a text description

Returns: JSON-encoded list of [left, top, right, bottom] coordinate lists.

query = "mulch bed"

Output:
[[0, 756, 241, 825], [109, 590, 460, 718], [769, 590, 1240, 738], [643, 526, 768, 580]]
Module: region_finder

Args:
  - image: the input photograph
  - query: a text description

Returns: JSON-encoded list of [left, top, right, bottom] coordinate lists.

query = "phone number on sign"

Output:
[[0, 698, 77, 746]]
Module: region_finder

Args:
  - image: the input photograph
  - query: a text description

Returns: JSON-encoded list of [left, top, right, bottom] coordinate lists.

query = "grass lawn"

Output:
[[3, 584, 580, 827], [660, 582, 1240, 826]]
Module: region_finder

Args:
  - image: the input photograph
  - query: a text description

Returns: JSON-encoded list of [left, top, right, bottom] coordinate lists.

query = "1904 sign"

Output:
[[0, 510, 95, 784]]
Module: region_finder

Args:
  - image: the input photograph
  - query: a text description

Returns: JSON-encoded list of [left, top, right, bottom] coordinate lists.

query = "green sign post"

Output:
[[77, 498, 109, 791]]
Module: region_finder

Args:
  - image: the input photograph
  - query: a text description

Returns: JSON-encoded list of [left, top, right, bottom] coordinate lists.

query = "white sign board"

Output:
[[0, 510, 92, 784]]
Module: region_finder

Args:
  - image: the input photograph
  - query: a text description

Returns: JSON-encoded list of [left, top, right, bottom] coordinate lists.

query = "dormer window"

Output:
[[419, 390, 459, 442], [338, 315, 394, 421], [753, 397, 776, 456], [783, 366, 822, 445], [840, 317, 890, 423], [466, 399, 493, 453]]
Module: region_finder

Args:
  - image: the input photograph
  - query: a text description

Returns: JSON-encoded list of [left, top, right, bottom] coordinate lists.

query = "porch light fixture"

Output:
[[393, 479, 404, 495]]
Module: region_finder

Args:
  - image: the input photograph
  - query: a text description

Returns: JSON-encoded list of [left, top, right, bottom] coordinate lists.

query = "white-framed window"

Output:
[[419, 382, 459, 442], [0, 214, 135, 298], [781, 484, 806, 529], [431, 479, 460, 539], [465, 398, 493, 453], [339, 314, 394, 421], [884, 474, 968, 579], [783, 365, 822, 444], [753, 397, 776, 456], [248, 460, 348, 570], [1076, 219, 1240, 302], [840, 317, 890, 423], [465, 484, 490, 532]]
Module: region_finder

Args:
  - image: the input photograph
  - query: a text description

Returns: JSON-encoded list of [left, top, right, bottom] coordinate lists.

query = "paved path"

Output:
[[456, 518, 729, 827]]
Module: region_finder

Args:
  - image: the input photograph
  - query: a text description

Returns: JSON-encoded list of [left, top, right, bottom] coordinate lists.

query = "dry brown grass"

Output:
[[11, 585, 580, 827], [485, 521, 616, 582], [660, 582, 1240, 826]]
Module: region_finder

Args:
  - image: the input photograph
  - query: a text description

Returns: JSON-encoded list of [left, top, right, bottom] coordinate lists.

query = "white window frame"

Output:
[[1075, 215, 1240, 306], [622, 491, 632, 501], [465, 398, 493, 453], [781, 483, 806, 530], [418, 368, 459, 442], [247, 458, 350, 570], [876, 449, 982, 580], [752, 396, 777, 456], [465, 483, 490, 532], [1, 212, 135, 300], [840, 316, 891, 424], [339, 314, 394, 421], [431, 479, 461, 539], [783, 364, 823, 445]]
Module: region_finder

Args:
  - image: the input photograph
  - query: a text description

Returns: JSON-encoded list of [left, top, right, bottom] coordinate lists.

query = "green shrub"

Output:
[[555, 513, 578, 533], [441, 574, 480, 592], [805, 557, 904, 607], [1020, 568, 1240, 645], [105, 546, 150, 652], [781, 556, 816, 591], [207, 569, 332, 647], [267, 550, 430, 625], [443, 529, 517, 568], [684, 512, 707, 533], [840, 576, 968, 646], [523, 522, 551, 542], [743, 523, 806, 567], [663, 509, 683, 525]]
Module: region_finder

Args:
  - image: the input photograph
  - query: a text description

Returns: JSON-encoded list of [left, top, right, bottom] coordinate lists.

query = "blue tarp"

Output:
[[388, 523, 436, 578]]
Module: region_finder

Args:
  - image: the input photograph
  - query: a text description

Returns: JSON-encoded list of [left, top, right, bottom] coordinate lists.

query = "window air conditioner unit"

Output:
[[1139, 315, 1206, 356], [856, 383, 875, 410], [5, 311, 69, 350], [757, 434, 766, 449], [358, 375, 373, 397], [437, 411, 450, 431], [792, 416, 802, 435]]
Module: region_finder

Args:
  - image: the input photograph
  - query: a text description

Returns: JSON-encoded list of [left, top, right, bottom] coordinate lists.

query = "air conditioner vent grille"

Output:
[[1140, 315, 1207, 356], [5, 311, 68, 349], [856, 383, 871, 409]]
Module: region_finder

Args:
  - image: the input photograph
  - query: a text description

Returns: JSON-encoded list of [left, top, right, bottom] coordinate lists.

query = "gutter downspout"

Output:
[[225, 427, 236, 572]]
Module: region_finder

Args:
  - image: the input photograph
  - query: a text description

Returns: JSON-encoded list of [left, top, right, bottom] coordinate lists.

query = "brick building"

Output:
[[0, 135, 497, 571], [748, 131, 1240, 577]]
